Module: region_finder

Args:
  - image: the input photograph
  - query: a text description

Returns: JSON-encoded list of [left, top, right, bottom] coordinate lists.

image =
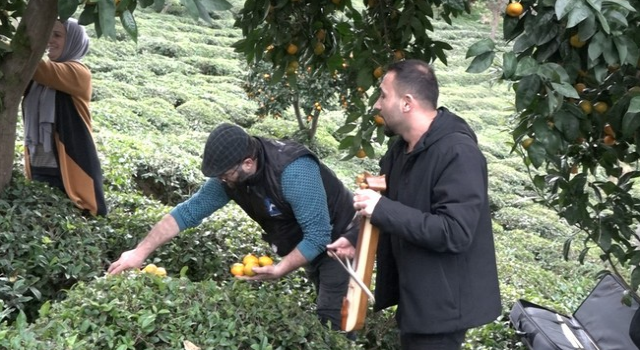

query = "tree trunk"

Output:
[[0, 0, 57, 193], [487, 0, 508, 40]]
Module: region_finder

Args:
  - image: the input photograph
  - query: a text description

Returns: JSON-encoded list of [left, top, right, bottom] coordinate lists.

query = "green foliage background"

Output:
[[0, 2, 629, 350]]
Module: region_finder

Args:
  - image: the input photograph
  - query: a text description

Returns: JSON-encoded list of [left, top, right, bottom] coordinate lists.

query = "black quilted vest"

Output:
[[224, 137, 354, 257]]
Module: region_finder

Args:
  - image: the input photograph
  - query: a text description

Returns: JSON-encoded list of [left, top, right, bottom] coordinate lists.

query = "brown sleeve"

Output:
[[32, 60, 92, 102]]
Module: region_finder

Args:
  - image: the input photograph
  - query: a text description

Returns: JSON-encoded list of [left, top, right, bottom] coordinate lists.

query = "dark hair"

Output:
[[246, 137, 260, 160], [387, 59, 439, 109]]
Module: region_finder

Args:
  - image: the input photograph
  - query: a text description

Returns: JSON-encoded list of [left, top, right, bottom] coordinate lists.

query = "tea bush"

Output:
[[0, 176, 109, 323], [0, 273, 359, 350]]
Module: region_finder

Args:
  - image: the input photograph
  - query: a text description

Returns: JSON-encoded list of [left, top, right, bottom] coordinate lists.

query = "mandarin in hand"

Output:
[[258, 256, 273, 267]]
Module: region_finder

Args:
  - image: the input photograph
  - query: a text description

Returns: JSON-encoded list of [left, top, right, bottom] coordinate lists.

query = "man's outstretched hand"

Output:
[[108, 249, 146, 275]]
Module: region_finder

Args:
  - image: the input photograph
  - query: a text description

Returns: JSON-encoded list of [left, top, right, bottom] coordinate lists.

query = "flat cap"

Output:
[[201, 123, 250, 177]]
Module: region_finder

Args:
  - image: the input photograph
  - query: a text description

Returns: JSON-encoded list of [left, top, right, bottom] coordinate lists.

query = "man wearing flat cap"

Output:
[[108, 123, 359, 332]]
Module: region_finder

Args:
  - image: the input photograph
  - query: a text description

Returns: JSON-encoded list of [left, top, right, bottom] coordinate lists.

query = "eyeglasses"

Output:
[[218, 163, 243, 182]]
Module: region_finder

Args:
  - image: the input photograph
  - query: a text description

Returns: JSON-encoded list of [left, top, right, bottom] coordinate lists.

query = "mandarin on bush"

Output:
[[505, 1, 523, 17], [156, 267, 167, 277], [578, 100, 592, 114], [522, 138, 534, 149], [142, 263, 158, 274], [286, 43, 298, 55], [603, 135, 616, 146], [570, 34, 586, 48], [373, 114, 385, 126], [593, 101, 608, 114]]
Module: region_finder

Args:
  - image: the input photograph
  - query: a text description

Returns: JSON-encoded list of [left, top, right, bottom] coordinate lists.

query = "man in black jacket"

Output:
[[328, 59, 502, 349]]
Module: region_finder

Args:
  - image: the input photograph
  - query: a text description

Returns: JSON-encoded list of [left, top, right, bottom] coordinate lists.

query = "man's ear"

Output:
[[402, 94, 415, 112]]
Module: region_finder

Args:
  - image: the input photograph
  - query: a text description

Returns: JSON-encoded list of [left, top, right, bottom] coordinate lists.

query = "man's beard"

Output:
[[226, 168, 251, 188], [383, 124, 396, 137]]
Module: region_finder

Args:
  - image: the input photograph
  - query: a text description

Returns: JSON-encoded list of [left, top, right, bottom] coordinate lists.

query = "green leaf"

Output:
[[555, 0, 577, 19], [538, 63, 570, 84], [465, 38, 495, 58], [587, 31, 606, 62], [615, 35, 639, 66], [602, 0, 636, 12], [578, 247, 589, 264], [336, 124, 357, 134], [629, 250, 640, 266], [97, 0, 117, 39], [503, 15, 523, 42], [562, 238, 572, 260], [566, 1, 592, 28], [199, 0, 233, 11], [528, 10, 558, 46], [363, 140, 375, 158], [553, 108, 580, 141], [58, 0, 79, 21], [326, 54, 343, 74], [270, 64, 285, 85], [152, 0, 165, 11], [631, 266, 640, 290], [0, 35, 11, 52], [627, 96, 640, 114], [193, 0, 213, 24], [621, 102, 640, 139], [180, 0, 202, 21], [138, 313, 156, 329], [516, 74, 542, 111], [513, 32, 534, 54], [465, 51, 494, 73], [526, 142, 546, 168], [577, 14, 597, 40], [179, 266, 189, 278], [584, 0, 602, 12], [613, 35, 628, 64], [599, 226, 612, 251], [78, 5, 98, 26], [410, 16, 424, 35], [503, 52, 517, 79], [594, 6, 611, 34], [356, 67, 373, 92], [38, 300, 51, 318], [515, 56, 539, 76], [119, 10, 137, 42], [534, 37, 561, 62], [533, 174, 546, 190], [551, 82, 579, 99]]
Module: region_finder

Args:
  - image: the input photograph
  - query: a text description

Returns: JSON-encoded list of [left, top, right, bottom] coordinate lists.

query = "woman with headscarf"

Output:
[[22, 18, 107, 216]]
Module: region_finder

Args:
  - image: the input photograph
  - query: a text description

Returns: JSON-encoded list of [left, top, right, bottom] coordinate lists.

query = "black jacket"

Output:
[[372, 108, 501, 334]]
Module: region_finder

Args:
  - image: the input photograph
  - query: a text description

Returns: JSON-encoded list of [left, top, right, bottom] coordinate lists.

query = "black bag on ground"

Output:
[[631, 307, 640, 348], [509, 273, 640, 350]]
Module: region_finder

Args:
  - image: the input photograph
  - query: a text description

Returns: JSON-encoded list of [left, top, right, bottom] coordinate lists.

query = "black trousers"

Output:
[[400, 329, 467, 350], [31, 167, 66, 193], [304, 252, 350, 331]]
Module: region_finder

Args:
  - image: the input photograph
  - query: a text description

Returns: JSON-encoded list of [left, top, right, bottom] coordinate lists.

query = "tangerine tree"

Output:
[[0, 0, 230, 193], [466, 0, 640, 293], [232, 0, 471, 159]]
